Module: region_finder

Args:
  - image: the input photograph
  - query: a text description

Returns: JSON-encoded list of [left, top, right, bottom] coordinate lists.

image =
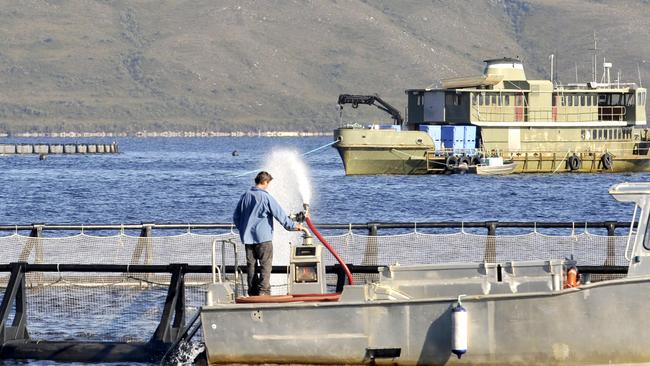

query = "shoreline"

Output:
[[0, 131, 334, 138]]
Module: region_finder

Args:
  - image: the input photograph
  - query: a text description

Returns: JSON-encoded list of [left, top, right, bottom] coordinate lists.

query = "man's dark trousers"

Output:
[[245, 241, 273, 296]]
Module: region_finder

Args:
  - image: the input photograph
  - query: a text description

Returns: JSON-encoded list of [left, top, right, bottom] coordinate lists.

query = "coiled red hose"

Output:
[[306, 217, 354, 285]]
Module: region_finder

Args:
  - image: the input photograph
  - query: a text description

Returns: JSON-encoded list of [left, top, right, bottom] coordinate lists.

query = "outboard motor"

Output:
[[289, 204, 327, 295]]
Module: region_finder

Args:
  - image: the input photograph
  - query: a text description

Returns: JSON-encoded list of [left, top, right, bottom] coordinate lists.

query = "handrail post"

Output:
[[484, 221, 498, 263], [362, 224, 379, 282], [368, 223, 378, 236], [604, 221, 617, 267], [131, 223, 154, 265], [19, 224, 44, 264]]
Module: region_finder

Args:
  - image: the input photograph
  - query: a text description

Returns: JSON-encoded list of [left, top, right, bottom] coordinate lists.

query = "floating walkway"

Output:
[[0, 142, 118, 155]]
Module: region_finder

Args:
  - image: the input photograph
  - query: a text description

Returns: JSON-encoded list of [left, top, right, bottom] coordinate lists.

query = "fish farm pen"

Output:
[[0, 142, 118, 155], [0, 221, 633, 363]]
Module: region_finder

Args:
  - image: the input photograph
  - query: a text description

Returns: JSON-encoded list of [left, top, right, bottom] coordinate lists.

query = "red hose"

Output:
[[306, 217, 354, 285]]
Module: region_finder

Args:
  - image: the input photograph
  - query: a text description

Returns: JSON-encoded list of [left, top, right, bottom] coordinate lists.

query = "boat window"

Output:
[[611, 94, 622, 105], [580, 95, 586, 106], [618, 129, 622, 139], [561, 96, 566, 107], [627, 93, 635, 106], [597, 129, 602, 139], [599, 94, 608, 105], [504, 95, 510, 106], [486, 95, 491, 106], [592, 129, 597, 140], [478, 94, 483, 105], [643, 209, 650, 251], [568, 96, 573, 106]]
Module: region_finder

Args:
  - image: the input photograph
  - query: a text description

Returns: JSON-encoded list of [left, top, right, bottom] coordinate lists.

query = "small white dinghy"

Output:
[[471, 157, 517, 175]]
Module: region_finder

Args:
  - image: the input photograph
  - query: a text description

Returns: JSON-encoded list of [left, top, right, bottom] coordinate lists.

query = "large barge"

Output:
[[334, 57, 648, 174]]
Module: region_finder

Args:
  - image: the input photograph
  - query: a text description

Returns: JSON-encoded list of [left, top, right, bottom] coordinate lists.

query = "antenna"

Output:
[[549, 54, 554, 84], [590, 31, 598, 83], [575, 61, 579, 83], [638, 63, 643, 88], [602, 57, 612, 85]]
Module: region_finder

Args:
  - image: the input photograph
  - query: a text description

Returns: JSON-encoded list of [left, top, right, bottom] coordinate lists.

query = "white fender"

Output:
[[451, 302, 468, 359]]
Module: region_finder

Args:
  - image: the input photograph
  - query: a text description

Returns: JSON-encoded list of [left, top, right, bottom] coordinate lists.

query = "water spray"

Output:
[[260, 149, 354, 290]]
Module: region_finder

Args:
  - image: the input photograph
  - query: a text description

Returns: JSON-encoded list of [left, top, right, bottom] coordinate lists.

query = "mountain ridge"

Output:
[[0, 0, 648, 133]]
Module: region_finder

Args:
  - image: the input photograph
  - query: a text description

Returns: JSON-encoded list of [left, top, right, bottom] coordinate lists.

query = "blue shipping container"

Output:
[[418, 125, 442, 151], [441, 126, 465, 153], [464, 125, 477, 149]]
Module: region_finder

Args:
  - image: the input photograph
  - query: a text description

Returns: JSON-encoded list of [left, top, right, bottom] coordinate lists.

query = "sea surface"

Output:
[[1, 136, 650, 366], [1, 136, 648, 227]]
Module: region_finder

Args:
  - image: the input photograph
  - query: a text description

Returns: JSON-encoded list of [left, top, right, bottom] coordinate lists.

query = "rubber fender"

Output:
[[567, 155, 581, 171], [446, 155, 458, 170], [601, 153, 613, 170], [459, 156, 472, 166], [451, 303, 468, 358], [470, 155, 482, 166]]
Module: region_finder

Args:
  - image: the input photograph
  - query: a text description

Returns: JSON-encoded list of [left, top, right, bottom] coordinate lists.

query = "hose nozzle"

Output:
[[291, 203, 310, 223]]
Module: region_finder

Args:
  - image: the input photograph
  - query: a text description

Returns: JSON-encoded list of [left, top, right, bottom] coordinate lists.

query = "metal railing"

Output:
[[472, 105, 627, 122], [0, 221, 633, 237]]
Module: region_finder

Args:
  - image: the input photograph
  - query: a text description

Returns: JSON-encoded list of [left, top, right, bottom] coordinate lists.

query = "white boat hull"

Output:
[[201, 276, 650, 365], [473, 162, 517, 175]]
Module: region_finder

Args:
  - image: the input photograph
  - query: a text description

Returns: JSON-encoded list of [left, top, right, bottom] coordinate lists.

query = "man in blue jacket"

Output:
[[233, 171, 304, 296]]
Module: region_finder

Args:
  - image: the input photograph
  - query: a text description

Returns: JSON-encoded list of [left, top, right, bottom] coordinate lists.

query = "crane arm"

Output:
[[337, 94, 404, 125]]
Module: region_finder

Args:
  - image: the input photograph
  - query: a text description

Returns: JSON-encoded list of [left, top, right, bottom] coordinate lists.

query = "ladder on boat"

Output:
[[425, 150, 447, 173]]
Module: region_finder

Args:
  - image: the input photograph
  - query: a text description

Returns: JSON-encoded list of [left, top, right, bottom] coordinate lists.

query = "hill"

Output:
[[0, 0, 649, 133]]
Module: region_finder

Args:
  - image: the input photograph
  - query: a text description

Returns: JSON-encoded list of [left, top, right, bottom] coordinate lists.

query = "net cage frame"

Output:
[[0, 220, 634, 343]]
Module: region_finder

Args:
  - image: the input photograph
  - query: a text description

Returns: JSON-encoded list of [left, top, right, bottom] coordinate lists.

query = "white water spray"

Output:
[[262, 149, 313, 294]]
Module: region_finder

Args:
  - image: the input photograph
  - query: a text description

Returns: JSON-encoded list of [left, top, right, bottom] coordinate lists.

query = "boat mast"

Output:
[[549, 54, 555, 85], [591, 31, 598, 83]]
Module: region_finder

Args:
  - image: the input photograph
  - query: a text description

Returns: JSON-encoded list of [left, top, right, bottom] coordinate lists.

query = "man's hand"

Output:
[[295, 223, 304, 231]]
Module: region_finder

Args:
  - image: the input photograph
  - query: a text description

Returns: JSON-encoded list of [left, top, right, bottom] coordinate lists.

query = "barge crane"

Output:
[[337, 94, 404, 125]]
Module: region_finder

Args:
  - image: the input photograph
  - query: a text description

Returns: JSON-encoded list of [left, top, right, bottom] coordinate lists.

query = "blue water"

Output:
[[1, 136, 649, 366], [1, 137, 648, 227]]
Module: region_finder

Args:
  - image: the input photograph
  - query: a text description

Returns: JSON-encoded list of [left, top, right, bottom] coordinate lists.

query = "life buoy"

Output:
[[564, 266, 579, 288], [601, 153, 613, 170], [567, 155, 581, 171], [446, 155, 458, 170]]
